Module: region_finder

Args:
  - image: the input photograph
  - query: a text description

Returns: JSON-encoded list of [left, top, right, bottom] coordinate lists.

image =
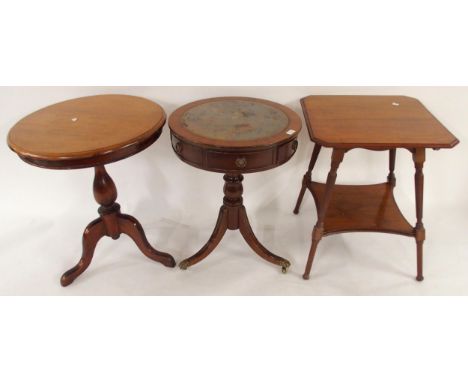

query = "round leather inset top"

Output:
[[168, 97, 302, 174], [169, 97, 301, 149], [8, 94, 166, 169], [182, 99, 289, 141]]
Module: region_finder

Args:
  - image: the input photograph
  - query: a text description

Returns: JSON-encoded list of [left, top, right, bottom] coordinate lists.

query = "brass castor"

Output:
[[280, 260, 290, 274]]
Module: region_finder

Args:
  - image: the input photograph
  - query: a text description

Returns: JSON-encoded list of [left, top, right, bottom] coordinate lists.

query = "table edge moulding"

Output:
[[294, 95, 459, 282], [7, 94, 176, 286], [300, 95, 459, 149], [168, 96, 302, 272], [7, 94, 166, 170]]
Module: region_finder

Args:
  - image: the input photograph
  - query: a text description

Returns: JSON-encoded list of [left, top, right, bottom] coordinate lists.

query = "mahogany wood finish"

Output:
[[178, 174, 290, 272], [169, 97, 302, 272], [61, 166, 175, 286], [7, 94, 165, 169], [170, 134, 299, 174], [293, 143, 321, 214], [308, 182, 414, 236], [296, 95, 459, 281], [8, 95, 175, 285], [413, 148, 426, 282], [301, 95, 459, 149]]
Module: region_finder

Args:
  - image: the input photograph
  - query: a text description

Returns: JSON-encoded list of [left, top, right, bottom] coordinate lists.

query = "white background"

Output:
[[1, 86, 467, 295], [1, 1, 468, 382]]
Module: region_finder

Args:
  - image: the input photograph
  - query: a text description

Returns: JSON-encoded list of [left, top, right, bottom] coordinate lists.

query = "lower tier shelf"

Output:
[[308, 181, 415, 237]]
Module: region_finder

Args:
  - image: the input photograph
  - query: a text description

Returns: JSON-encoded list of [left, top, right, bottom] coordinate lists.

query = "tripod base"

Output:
[[179, 174, 290, 273], [61, 166, 175, 287]]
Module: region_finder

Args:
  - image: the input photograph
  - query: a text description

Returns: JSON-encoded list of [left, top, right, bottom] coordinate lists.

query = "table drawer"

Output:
[[206, 149, 274, 172]]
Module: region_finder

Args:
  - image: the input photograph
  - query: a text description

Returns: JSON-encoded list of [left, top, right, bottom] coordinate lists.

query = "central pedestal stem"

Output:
[[60, 165, 176, 286], [179, 173, 290, 273]]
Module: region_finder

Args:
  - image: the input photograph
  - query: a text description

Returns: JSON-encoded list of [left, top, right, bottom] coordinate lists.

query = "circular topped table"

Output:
[[169, 96, 301, 272], [8, 94, 176, 286]]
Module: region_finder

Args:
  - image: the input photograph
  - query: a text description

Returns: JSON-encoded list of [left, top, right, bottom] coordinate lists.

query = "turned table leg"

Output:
[[388, 149, 396, 186], [413, 148, 426, 282], [179, 173, 290, 273], [303, 149, 345, 280], [294, 143, 322, 214], [61, 165, 175, 287]]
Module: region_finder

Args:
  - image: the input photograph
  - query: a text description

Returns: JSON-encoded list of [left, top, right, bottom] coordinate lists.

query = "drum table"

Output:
[[294, 95, 459, 281], [169, 97, 301, 273], [8, 95, 176, 286]]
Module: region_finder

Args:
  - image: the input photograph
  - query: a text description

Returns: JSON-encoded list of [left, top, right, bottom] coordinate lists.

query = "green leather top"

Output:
[[181, 99, 289, 141]]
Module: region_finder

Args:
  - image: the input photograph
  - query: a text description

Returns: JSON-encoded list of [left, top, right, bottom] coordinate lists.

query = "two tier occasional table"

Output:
[[169, 97, 301, 273], [294, 95, 459, 281], [7, 95, 176, 286]]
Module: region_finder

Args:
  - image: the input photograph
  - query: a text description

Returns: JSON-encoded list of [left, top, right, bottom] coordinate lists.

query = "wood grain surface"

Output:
[[301, 95, 459, 149], [8, 94, 166, 168]]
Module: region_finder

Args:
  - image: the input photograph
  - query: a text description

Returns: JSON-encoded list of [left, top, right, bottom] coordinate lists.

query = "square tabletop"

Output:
[[301, 95, 459, 149]]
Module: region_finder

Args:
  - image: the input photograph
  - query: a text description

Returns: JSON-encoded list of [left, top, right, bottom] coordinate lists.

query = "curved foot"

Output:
[[238, 206, 291, 272], [302, 274, 310, 280], [416, 275, 424, 282], [118, 214, 176, 268], [179, 207, 228, 270], [61, 218, 105, 287]]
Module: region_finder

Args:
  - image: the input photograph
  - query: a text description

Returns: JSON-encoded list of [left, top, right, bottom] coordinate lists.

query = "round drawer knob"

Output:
[[235, 157, 247, 168]]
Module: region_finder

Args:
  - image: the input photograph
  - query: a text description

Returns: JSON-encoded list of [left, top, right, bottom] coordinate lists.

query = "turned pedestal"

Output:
[[169, 96, 302, 273], [61, 166, 175, 286], [8, 95, 176, 286], [179, 173, 290, 272]]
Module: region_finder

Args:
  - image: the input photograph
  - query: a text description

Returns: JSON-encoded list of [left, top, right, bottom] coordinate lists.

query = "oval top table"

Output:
[[8, 94, 176, 286], [169, 96, 302, 273]]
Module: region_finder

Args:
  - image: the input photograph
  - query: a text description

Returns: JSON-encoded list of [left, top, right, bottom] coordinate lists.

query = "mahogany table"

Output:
[[169, 97, 302, 273], [294, 95, 459, 281], [7, 94, 176, 286]]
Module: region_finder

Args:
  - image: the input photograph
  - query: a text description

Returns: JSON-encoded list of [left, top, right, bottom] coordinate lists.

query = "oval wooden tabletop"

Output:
[[7, 94, 166, 169], [168, 97, 301, 150]]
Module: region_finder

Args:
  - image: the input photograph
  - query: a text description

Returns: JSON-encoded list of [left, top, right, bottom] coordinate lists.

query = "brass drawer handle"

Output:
[[292, 140, 298, 153], [235, 157, 247, 168], [174, 141, 183, 154]]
